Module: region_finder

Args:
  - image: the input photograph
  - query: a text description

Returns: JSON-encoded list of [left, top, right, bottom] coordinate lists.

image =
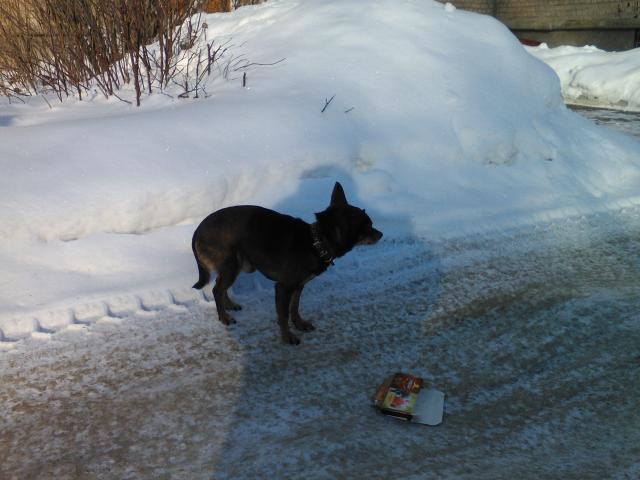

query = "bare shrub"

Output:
[[0, 0, 219, 106]]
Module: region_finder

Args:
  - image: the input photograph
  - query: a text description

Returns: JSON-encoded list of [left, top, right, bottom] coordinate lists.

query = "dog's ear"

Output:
[[330, 182, 348, 206]]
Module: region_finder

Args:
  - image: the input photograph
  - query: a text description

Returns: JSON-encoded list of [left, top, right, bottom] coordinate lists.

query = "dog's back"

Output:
[[192, 205, 312, 287]]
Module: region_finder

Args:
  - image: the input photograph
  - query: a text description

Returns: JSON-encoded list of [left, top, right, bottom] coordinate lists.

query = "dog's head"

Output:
[[315, 182, 383, 257]]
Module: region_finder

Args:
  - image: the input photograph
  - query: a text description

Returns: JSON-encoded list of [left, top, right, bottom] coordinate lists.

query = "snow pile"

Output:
[[2, 0, 640, 338], [527, 44, 640, 111]]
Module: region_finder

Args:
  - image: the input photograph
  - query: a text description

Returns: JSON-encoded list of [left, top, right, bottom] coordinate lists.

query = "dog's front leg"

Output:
[[289, 285, 315, 332], [275, 283, 299, 345]]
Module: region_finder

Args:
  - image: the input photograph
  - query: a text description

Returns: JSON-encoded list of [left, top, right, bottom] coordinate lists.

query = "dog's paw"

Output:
[[218, 314, 237, 326], [282, 332, 301, 345], [223, 293, 242, 311], [293, 319, 315, 332], [224, 300, 242, 311]]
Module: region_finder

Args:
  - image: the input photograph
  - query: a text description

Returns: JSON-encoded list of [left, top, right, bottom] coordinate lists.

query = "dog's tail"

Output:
[[192, 232, 210, 289]]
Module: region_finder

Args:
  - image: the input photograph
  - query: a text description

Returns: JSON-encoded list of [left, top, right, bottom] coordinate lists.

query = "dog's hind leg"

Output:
[[290, 285, 315, 332], [223, 252, 253, 311], [275, 283, 299, 345], [212, 256, 241, 326], [191, 235, 211, 289], [192, 259, 210, 289]]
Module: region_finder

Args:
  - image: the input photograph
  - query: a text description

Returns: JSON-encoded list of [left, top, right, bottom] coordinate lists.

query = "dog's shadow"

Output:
[[202, 167, 443, 477]]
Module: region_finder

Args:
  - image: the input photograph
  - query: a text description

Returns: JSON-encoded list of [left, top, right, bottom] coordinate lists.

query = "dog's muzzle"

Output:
[[358, 228, 383, 245]]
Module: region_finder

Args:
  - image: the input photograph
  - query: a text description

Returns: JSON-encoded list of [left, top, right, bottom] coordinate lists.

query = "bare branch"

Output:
[[321, 95, 336, 113], [233, 57, 286, 71]]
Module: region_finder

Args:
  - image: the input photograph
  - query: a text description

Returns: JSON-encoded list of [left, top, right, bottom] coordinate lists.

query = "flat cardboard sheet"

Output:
[[413, 388, 445, 426]]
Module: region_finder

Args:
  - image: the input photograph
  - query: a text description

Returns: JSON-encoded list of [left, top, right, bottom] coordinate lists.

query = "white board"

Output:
[[412, 388, 445, 426]]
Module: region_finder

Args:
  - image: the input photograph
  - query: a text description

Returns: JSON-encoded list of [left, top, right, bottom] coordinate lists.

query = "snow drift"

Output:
[[2, 0, 640, 336], [528, 44, 640, 111]]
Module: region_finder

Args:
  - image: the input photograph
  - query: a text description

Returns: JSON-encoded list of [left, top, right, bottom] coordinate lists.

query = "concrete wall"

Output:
[[443, 1, 640, 50], [445, 0, 496, 15], [494, 1, 640, 30], [514, 29, 636, 50]]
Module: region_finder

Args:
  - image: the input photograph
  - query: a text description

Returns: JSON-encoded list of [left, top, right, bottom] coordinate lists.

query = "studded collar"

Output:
[[310, 222, 335, 266]]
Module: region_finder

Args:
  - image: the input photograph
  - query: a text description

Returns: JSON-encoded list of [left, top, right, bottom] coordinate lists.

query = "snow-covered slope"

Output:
[[2, 0, 640, 338]]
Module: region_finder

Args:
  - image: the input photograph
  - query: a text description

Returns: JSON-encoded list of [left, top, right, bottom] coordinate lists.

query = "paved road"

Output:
[[572, 105, 640, 138], [2, 208, 639, 479]]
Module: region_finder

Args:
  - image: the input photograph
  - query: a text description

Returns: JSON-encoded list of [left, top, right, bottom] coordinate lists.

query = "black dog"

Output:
[[191, 182, 382, 344]]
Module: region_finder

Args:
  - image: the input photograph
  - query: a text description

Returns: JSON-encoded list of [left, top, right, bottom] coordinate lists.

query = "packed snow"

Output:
[[527, 44, 640, 111], [2, 0, 640, 340]]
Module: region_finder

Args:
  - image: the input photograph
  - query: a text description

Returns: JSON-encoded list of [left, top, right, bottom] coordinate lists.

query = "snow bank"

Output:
[[527, 44, 640, 111], [2, 0, 640, 337]]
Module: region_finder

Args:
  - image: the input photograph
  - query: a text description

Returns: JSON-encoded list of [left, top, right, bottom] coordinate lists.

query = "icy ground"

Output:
[[571, 105, 640, 138], [2, 209, 639, 479]]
